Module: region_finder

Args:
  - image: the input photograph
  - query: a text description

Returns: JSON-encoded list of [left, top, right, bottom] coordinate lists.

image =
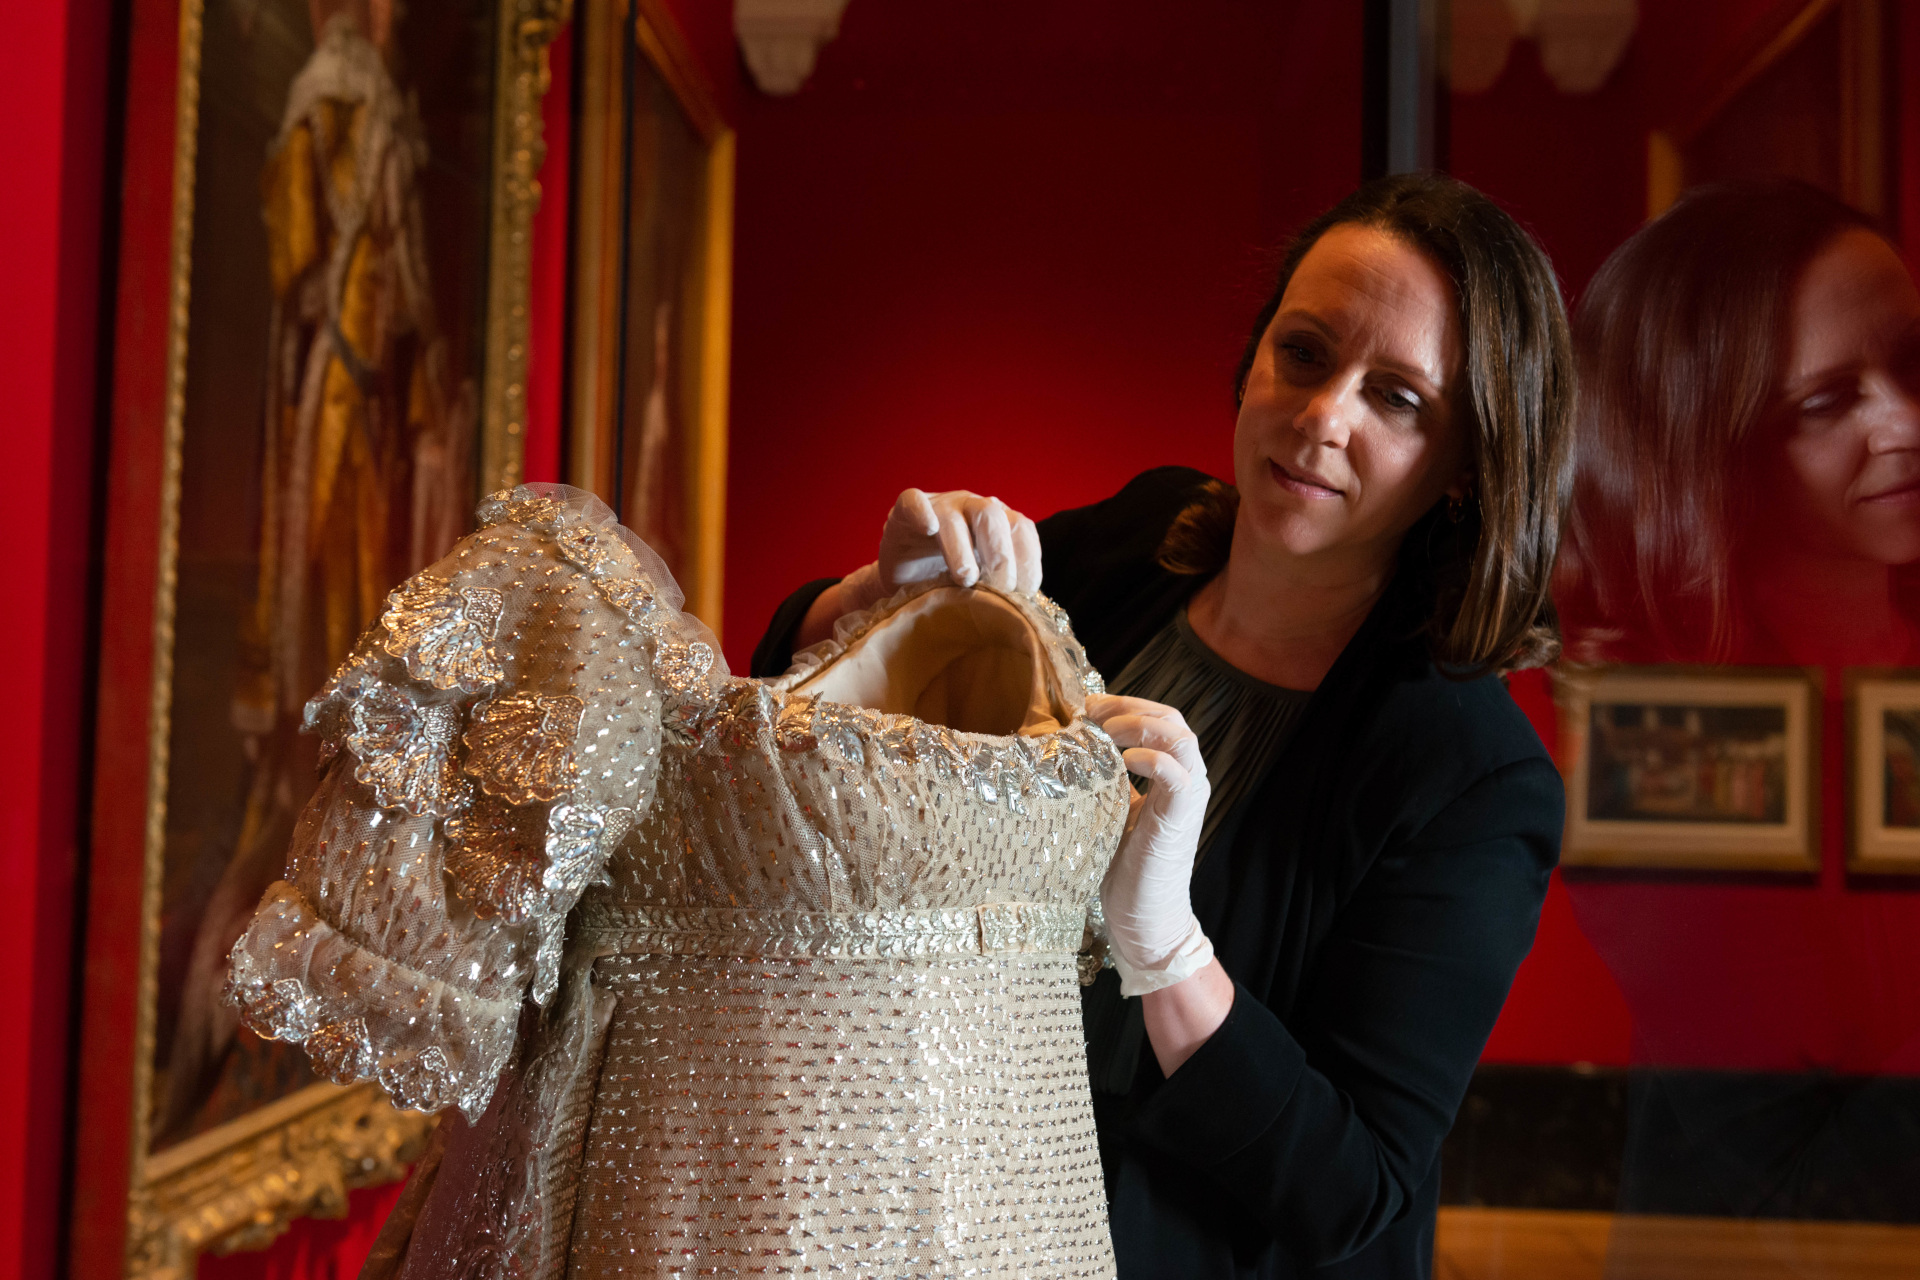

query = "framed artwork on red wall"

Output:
[[1848, 671, 1920, 872], [70, 0, 569, 1273], [566, 0, 734, 635], [1556, 667, 1823, 872]]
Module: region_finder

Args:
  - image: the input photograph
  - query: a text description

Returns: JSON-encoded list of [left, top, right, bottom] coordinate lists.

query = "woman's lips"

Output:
[[1269, 459, 1343, 499], [1863, 473, 1920, 504]]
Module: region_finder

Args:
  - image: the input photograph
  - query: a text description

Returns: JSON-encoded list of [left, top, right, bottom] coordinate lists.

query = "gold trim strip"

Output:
[[128, 0, 207, 1252], [567, 0, 628, 498], [687, 128, 734, 632], [481, 0, 573, 493]]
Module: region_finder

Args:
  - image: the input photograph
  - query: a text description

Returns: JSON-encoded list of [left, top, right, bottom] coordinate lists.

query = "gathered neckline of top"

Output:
[[1171, 606, 1313, 701]]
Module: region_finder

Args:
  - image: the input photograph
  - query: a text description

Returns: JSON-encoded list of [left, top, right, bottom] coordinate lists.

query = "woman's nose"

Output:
[[1294, 383, 1357, 449], [1865, 371, 1920, 450]]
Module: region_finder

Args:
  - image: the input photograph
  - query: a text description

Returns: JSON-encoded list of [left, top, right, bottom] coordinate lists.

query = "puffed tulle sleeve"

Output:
[[226, 485, 722, 1122]]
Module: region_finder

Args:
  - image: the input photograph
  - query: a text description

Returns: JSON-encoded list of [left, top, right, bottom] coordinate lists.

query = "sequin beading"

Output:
[[572, 900, 1088, 958]]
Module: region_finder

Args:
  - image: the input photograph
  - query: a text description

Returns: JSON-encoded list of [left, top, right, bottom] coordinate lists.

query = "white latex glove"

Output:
[[1086, 694, 1215, 997], [840, 488, 1043, 613]]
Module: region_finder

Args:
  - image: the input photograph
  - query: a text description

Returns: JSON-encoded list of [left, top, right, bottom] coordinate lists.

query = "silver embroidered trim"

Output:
[[443, 796, 548, 923], [654, 641, 715, 693], [463, 690, 585, 804], [344, 684, 472, 816], [380, 573, 505, 691], [700, 687, 1125, 810], [226, 942, 514, 1120], [573, 901, 1089, 959]]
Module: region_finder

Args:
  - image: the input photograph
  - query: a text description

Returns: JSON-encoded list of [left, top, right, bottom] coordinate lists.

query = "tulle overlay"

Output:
[[226, 486, 1129, 1278]]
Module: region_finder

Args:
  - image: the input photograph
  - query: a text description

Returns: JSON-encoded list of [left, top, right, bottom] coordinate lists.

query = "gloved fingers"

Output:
[[877, 489, 947, 588], [968, 498, 1018, 591], [1084, 693, 1192, 734], [890, 487, 940, 538], [1105, 718, 1207, 779], [1085, 696, 1204, 778], [1011, 513, 1043, 593], [1120, 745, 1208, 797], [933, 498, 981, 587]]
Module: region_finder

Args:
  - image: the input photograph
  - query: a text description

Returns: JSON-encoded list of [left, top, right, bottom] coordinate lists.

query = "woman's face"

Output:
[[1233, 223, 1470, 570], [1765, 229, 1920, 566]]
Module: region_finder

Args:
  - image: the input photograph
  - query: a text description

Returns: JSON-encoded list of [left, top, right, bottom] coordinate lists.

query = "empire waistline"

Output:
[[571, 900, 1090, 959]]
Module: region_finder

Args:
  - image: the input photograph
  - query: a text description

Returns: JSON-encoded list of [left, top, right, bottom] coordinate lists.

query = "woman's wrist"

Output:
[[1140, 957, 1234, 1077], [793, 581, 849, 650]]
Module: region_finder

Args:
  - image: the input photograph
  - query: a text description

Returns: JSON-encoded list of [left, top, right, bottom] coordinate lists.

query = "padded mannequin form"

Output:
[[793, 587, 1071, 736]]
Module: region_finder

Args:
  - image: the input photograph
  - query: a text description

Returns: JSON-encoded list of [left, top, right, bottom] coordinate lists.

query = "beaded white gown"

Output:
[[226, 486, 1129, 1279]]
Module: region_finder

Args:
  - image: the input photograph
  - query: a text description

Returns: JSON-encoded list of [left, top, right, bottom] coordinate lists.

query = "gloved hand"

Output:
[[1085, 694, 1215, 997], [840, 488, 1042, 613]]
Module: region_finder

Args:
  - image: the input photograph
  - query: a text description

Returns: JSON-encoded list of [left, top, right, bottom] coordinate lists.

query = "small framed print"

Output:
[[1848, 673, 1920, 872], [1556, 667, 1821, 872]]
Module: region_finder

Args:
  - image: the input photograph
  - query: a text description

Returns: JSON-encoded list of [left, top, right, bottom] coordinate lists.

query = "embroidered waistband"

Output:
[[571, 901, 1089, 959]]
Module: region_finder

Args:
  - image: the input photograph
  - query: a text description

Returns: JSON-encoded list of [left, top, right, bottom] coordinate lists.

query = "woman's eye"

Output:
[[1798, 383, 1858, 418], [1377, 386, 1421, 414], [1279, 342, 1317, 367]]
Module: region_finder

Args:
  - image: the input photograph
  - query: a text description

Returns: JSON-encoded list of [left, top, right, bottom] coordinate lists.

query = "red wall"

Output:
[[0, 0, 111, 1275], [719, 0, 1364, 666]]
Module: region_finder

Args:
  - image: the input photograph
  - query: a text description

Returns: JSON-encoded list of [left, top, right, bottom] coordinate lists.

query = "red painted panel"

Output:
[[0, 0, 112, 1269], [720, 0, 1364, 671], [67, 0, 184, 1270], [524, 23, 575, 487]]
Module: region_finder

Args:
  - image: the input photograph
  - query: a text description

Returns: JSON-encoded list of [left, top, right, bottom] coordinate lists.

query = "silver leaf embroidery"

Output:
[[654, 640, 715, 693], [813, 702, 867, 766], [380, 574, 505, 691], [774, 696, 819, 752], [346, 685, 471, 816], [463, 691, 584, 804], [443, 795, 547, 923], [306, 1016, 377, 1084], [544, 803, 629, 902]]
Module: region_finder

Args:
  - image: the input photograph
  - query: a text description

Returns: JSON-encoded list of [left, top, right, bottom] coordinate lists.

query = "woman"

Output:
[[1556, 179, 1920, 1219], [752, 174, 1575, 1276]]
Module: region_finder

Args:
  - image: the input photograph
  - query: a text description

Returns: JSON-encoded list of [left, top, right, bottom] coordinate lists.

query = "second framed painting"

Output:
[[1848, 672, 1920, 872], [1556, 667, 1822, 872]]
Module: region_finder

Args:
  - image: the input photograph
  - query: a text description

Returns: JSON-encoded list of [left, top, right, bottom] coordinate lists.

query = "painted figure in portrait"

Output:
[[152, 0, 493, 1146]]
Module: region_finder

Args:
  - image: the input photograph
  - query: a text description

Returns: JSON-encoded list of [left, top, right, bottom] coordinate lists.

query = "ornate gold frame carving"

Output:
[[110, 0, 564, 1272], [127, 1084, 435, 1280]]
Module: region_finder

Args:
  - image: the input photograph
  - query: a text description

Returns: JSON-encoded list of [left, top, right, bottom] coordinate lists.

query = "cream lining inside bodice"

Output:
[[790, 587, 1071, 737]]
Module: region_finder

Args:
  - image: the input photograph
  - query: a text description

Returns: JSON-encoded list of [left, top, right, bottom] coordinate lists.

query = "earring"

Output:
[[1446, 493, 1467, 523]]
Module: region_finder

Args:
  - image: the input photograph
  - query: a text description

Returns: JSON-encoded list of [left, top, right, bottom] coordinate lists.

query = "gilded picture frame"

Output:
[[568, 0, 734, 632], [1847, 670, 1920, 873], [70, 0, 571, 1274], [1555, 666, 1823, 872]]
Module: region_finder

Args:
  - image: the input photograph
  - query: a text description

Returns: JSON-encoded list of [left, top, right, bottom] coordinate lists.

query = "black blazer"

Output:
[[752, 467, 1564, 1279]]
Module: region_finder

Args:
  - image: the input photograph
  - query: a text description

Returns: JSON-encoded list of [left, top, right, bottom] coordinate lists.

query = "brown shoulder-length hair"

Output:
[[1161, 173, 1576, 676], [1555, 179, 1880, 664]]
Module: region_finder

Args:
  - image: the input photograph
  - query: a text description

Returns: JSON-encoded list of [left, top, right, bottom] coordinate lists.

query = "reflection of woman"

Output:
[[753, 175, 1574, 1276], [1559, 179, 1920, 667], [1558, 179, 1920, 1218]]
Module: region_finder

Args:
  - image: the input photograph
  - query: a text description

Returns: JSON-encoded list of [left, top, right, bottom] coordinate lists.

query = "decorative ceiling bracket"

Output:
[[735, 0, 851, 95]]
